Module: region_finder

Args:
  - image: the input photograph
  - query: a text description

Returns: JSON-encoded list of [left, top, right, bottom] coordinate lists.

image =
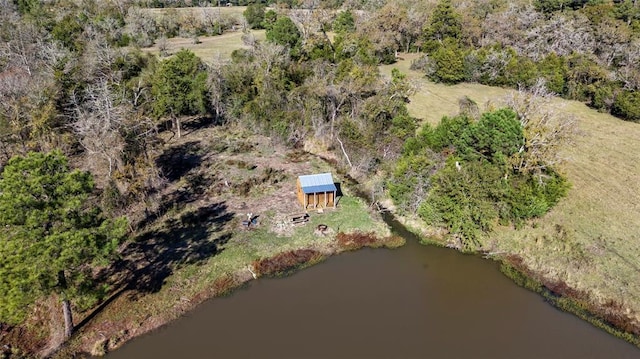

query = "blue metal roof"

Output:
[[299, 173, 337, 194]]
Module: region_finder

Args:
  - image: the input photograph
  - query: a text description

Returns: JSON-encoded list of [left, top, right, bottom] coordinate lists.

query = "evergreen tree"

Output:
[[427, 38, 466, 84], [243, 3, 266, 29], [423, 0, 462, 52], [0, 151, 127, 338], [266, 16, 301, 52], [151, 49, 208, 138], [333, 10, 355, 33]]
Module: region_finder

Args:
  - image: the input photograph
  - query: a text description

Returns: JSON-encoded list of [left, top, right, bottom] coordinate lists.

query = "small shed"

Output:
[[296, 173, 337, 210]]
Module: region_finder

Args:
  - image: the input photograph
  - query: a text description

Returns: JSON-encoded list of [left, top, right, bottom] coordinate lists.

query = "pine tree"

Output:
[[0, 151, 127, 339]]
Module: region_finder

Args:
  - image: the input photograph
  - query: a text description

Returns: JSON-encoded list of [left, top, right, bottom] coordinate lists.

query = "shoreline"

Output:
[[13, 197, 640, 357], [8, 128, 401, 359], [51, 212, 402, 358], [391, 212, 640, 348], [5, 132, 637, 358]]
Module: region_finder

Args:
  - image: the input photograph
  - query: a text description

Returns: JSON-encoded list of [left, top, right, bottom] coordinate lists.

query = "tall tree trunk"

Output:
[[174, 117, 182, 139], [62, 299, 73, 339], [58, 270, 73, 339]]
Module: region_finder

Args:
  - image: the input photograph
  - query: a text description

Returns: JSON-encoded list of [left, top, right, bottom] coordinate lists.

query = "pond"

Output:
[[107, 218, 640, 359]]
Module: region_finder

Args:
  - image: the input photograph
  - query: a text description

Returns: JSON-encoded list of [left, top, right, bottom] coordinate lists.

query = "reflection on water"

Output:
[[108, 232, 640, 359]]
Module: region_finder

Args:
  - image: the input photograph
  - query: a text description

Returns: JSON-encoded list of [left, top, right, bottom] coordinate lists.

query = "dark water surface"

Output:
[[108, 232, 640, 359]]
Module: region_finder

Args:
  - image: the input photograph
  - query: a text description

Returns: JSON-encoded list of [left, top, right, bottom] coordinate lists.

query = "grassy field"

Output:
[[137, 6, 266, 62], [382, 54, 640, 324], [141, 5, 248, 19], [142, 30, 266, 63]]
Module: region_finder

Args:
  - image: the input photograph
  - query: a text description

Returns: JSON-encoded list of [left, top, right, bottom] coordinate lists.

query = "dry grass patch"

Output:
[[380, 53, 513, 126], [142, 30, 266, 63], [141, 6, 249, 20], [252, 249, 326, 277]]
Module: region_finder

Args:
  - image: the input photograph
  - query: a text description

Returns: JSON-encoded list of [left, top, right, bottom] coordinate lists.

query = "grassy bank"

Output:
[[51, 125, 398, 357], [501, 257, 640, 346], [381, 53, 640, 343]]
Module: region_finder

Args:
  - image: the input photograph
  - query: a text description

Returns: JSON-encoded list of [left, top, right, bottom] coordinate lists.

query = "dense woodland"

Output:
[[0, 0, 639, 355]]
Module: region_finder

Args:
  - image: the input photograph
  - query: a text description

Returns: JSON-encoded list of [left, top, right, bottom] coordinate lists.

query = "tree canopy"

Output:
[[152, 49, 208, 120], [0, 151, 127, 333], [151, 49, 208, 137], [389, 108, 569, 248], [266, 16, 301, 50], [423, 0, 463, 51], [243, 3, 266, 29]]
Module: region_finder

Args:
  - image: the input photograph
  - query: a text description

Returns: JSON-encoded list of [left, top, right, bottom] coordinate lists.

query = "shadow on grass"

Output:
[[100, 201, 234, 299], [155, 141, 202, 182], [136, 159, 216, 230], [75, 201, 234, 333], [129, 201, 233, 293]]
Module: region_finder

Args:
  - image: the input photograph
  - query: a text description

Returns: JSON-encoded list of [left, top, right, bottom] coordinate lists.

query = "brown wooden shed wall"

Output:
[[296, 178, 335, 209]]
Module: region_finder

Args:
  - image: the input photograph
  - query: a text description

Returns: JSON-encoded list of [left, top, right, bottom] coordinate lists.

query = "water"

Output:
[[108, 225, 640, 359]]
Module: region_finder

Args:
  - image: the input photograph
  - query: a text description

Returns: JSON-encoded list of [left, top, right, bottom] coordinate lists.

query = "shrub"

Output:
[[392, 108, 569, 248], [427, 39, 467, 84], [537, 53, 567, 94], [333, 10, 355, 33], [612, 90, 640, 122], [420, 161, 502, 246]]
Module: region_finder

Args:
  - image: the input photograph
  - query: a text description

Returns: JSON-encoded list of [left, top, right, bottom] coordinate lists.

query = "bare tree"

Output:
[[0, 16, 66, 157], [0, 22, 53, 76], [126, 7, 158, 47], [252, 42, 289, 77], [81, 26, 123, 83], [505, 79, 578, 177], [617, 39, 640, 90], [72, 80, 130, 178], [207, 54, 228, 122], [288, 9, 314, 41]]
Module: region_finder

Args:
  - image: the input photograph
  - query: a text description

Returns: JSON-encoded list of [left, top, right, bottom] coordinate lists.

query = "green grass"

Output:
[[384, 53, 640, 327]]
